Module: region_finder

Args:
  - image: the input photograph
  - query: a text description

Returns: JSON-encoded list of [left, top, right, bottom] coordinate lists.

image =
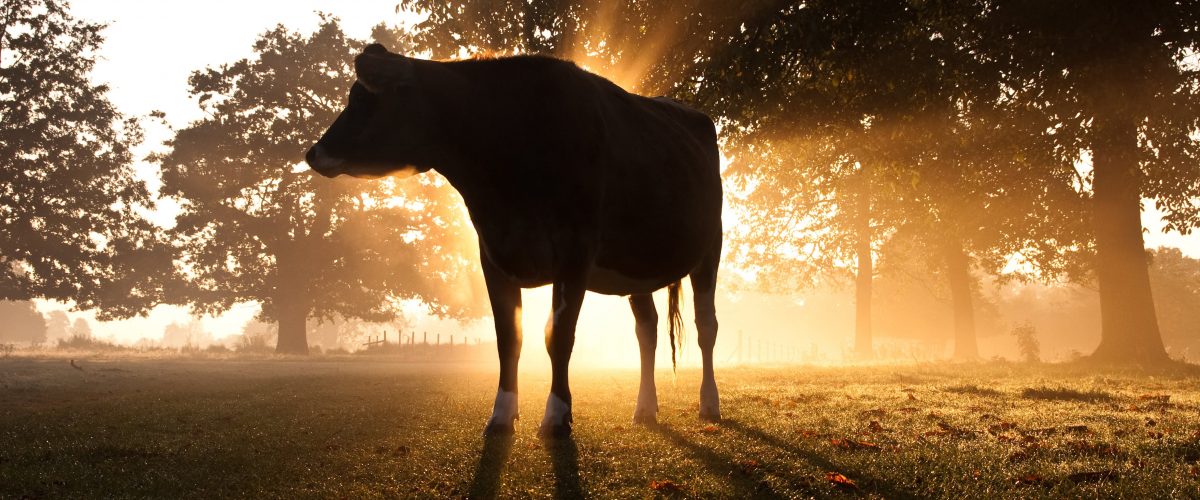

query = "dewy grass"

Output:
[[1019, 386, 1116, 403], [0, 358, 1198, 498]]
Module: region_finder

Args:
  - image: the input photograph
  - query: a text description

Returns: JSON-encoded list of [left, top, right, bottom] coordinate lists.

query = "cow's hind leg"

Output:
[[540, 274, 587, 438], [482, 254, 523, 436], [629, 293, 658, 424], [690, 240, 721, 421]]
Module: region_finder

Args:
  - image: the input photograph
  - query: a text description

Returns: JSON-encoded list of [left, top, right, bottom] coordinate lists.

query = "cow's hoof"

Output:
[[483, 421, 516, 437], [538, 422, 572, 439], [699, 407, 722, 423]]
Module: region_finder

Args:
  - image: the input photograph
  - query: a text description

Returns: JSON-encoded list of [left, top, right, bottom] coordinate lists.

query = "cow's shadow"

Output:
[[544, 436, 583, 499], [467, 435, 514, 499], [467, 434, 582, 499]]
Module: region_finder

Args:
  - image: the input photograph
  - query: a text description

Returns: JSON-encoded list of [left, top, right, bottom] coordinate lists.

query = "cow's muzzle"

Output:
[[305, 144, 345, 178]]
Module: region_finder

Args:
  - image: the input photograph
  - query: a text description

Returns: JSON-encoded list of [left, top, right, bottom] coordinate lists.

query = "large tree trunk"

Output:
[[853, 171, 872, 359], [1088, 110, 1168, 364], [944, 240, 978, 360], [273, 246, 310, 355], [275, 300, 309, 355]]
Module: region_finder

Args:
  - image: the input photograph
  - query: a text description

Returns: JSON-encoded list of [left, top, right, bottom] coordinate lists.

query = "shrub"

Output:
[[1011, 322, 1040, 363]]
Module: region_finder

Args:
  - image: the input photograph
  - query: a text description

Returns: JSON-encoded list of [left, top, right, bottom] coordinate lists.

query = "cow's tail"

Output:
[[668, 281, 684, 375]]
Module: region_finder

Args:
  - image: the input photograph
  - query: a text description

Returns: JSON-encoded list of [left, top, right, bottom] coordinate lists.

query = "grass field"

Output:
[[2, 356, 1199, 498]]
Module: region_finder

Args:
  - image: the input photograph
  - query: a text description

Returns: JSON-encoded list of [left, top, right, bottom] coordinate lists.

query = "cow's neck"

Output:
[[410, 61, 522, 220]]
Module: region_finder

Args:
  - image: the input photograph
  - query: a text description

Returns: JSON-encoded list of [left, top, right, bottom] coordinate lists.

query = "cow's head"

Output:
[[305, 43, 435, 179]]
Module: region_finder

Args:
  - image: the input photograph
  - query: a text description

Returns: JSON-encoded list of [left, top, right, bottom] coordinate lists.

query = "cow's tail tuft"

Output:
[[667, 281, 684, 376]]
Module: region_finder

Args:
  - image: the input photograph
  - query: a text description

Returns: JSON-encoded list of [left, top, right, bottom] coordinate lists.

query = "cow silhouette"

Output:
[[306, 44, 723, 437]]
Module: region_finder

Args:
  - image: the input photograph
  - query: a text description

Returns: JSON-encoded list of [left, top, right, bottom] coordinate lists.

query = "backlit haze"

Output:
[[39, 0, 1200, 367]]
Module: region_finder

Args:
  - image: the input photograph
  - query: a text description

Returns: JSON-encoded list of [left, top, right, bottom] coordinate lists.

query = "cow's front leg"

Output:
[[539, 274, 587, 438], [629, 294, 658, 424], [482, 254, 523, 436]]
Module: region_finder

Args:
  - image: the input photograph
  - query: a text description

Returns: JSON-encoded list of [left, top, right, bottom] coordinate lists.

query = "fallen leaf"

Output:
[[936, 421, 977, 438], [700, 424, 720, 434], [1137, 394, 1170, 404], [868, 420, 887, 433], [826, 472, 857, 490], [1145, 418, 1157, 427], [988, 422, 1017, 435], [736, 459, 760, 474], [649, 479, 685, 492], [1013, 473, 1044, 486], [1148, 431, 1165, 440], [1008, 448, 1038, 462], [831, 438, 880, 451]]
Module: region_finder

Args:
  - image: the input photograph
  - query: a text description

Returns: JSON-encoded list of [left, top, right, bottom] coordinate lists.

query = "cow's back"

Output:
[[431, 56, 721, 292], [587, 78, 723, 289]]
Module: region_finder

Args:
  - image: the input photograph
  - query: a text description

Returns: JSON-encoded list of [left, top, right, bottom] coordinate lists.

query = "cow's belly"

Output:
[[585, 264, 681, 295]]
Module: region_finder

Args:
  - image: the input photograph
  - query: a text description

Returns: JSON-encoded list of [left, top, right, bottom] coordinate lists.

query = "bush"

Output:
[[1011, 322, 1040, 363], [235, 332, 273, 354], [205, 344, 231, 354], [56, 333, 121, 351]]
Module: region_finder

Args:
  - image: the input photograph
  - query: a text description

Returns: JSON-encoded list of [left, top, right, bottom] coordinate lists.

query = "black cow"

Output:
[[306, 44, 723, 437]]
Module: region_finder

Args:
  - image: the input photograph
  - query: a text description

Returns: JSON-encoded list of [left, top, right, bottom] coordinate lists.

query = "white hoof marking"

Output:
[[541, 392, 572, 428], [633, 384, 658, 421], [486, 389, 519, 427]]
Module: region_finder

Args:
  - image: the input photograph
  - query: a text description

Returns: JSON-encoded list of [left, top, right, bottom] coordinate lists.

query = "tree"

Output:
[[0, 301, 47, 344], [44, 310, 69, 341], [1147, 248, 1200, 357], [392, 0, 756, 95], [1, 0, 169, 317], [698, 0, 1092, 359], [68, 317, 92, 339], [984, 0, 1200, 363], [156, 18, 483, 354], [161, 320, 210, 349]]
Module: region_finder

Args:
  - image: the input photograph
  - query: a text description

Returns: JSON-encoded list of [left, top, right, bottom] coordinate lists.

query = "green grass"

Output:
[[1, 357, 1199, 498]]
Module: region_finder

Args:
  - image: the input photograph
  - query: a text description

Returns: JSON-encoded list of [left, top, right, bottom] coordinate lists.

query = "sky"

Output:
[[36, 0, 1200, 355]]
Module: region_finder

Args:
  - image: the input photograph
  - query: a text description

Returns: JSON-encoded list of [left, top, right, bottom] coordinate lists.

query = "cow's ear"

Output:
[[355, 45, 412, 93]]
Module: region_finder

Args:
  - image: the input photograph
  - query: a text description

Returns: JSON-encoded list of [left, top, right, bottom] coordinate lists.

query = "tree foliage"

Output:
[[979, 0, 1200, 362], [156, 18, 484, 353], [0, 0, 168, 317], [0, 301, 46, 344]]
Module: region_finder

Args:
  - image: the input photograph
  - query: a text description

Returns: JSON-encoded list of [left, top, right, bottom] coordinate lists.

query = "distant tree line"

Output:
[[3, 0, 1199, 363]]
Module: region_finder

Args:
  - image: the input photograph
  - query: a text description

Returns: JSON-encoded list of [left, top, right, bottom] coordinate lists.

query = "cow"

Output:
[[305, 43, 723, 438]]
